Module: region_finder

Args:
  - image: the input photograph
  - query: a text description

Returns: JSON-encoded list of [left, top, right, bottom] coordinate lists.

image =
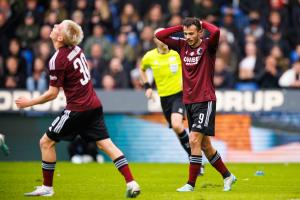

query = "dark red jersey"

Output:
[[48, 46, 101, 111], [156, 21, 220, 104]]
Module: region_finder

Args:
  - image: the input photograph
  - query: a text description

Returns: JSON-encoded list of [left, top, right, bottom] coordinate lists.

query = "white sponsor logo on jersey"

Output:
[[183, 56, 201, 66], [49, 75, 57, 80]]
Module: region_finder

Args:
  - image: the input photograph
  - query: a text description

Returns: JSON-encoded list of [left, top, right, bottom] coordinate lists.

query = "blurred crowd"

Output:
[[1, 0, 300, 91]]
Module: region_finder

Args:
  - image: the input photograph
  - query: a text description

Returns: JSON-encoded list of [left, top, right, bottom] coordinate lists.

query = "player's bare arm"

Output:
[[15, 86, 59, 108]]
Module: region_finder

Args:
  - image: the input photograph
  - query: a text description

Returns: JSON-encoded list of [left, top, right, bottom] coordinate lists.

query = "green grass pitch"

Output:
[[0, 162, 300, 200]]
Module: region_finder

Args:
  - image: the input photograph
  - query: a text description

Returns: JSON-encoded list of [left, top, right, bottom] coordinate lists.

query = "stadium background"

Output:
[[0, 0, 300, 163]]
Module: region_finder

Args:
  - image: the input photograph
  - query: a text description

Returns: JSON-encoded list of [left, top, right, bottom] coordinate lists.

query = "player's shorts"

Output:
[[160, 91, 185, 128], [185, 101, 216, 136], [46, 107, 110, 142]]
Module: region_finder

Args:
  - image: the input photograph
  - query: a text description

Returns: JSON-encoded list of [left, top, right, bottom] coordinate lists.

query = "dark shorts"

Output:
[[46, 107, 110, 142], [185, 101, 216, 136], [160, 91, 185, 128]]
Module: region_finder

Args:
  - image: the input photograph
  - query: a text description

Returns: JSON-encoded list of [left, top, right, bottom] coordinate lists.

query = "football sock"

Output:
[[209, 151, 231, 178], [178, 130, 191, 156], [187, 155, 202, 187], [42, 160, 56, 187], [113, 155, 134, 183]]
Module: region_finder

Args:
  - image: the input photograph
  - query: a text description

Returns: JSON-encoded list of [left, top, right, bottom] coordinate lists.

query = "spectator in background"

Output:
[[165, 0, 190, 22], [102, 74, 115, 90], [44, 10, 59, 27], [34, 41, 52, 63], [15, 12, 39, 49], [220, 12, 239, 38], [137, 26, 155, 56], [167, 14, 183, 27], [33, 24, 54, 62], [112, 45, 133, 80], [70, 10, 89, 40], [26, 57, 48, 92], [214, 57, 234, 88], [143, 3, 165, 30], [218, 28, 239, 69], [86, 57, 100, 88], [90, 0, 113, 35], [3, 56, 25, 89], [279, 59, 300, 88], [45, 0, 68, 23], [69, 0, 91, 19], [269, 45, 289, 71], [88, 43, 108, 88], [7, 38, 27, 72], [243, 11, 264, 42], [130, 69, 142, 90], [0, 0, 21, 57], [217, 42, 238, 72], [115, 32, 136, 64], [83, 24, 112, 61], [24, 0, 44, 25], [104, 57, 129, 89], [192, 0, 220, 24], [119, 3, 141, 35], [238, 42, 263, 82], [36, 24, 53, 44], [256, 55, 281, 88], [261, 10, 290, 56]]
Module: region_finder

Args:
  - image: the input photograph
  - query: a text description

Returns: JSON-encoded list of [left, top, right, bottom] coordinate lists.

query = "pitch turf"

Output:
[[0, 162, 300, 200]]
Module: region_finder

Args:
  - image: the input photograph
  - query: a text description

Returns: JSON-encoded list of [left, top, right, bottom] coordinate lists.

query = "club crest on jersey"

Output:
[[196, 48, 203, 55]]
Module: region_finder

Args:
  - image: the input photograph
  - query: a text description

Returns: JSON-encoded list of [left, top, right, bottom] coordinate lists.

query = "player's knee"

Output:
[[96, 139, 111, 151], [39, 137, 53, 150], [96, 142, 104, 150], [189, 137, 199, 149], [172, 123, 182, 134], [39, 138, 48, 149]]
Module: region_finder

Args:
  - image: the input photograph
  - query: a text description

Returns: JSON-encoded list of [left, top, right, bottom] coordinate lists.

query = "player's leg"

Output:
[[24, 134, 56, 196], [163, 93, 191, 155], [170, 112, 190, 155], [177, 131, 203, 192], [201, 136, 236, 191], [200, 100, 237, 191], [96, 139, 140, 198], [25, 109, 78, 196], [85, 107, 140, 198]]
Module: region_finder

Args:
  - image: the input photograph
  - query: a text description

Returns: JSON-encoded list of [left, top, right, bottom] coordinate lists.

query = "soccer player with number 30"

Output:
[[15, 20, 140, 198]]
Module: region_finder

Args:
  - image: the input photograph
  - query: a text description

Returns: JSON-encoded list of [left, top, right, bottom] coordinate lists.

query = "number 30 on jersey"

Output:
[[73, 53, 91, 85]]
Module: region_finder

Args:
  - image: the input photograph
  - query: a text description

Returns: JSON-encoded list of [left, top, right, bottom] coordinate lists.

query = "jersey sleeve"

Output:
[[141, 52, 150, 71], [155, 25, 184, 52], [202, 21, 220, 54], [49, 53, 65, 87]]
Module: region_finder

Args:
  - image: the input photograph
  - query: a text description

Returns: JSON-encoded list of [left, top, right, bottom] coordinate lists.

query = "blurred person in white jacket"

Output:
[[279, 60, 300, 88]]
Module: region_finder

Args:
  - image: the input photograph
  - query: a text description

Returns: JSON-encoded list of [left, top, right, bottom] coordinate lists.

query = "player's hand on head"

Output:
[[15, 96, 31, 108]]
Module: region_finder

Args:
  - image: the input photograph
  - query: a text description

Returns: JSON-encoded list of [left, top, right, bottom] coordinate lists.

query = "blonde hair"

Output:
[[61, 20, 84, 46]]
